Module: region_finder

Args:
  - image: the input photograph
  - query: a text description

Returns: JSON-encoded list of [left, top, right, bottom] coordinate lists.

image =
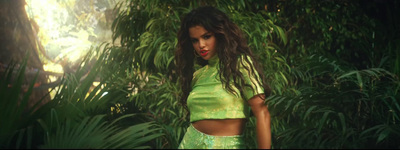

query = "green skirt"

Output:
[[178, 124, 246, 149]]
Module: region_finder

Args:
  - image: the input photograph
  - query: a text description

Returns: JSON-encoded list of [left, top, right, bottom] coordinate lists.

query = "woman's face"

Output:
[[189, 25, 217, 60]]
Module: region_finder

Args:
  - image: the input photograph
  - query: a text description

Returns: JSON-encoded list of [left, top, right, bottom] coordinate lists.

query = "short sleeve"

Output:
[[239, 55, 264, 100]]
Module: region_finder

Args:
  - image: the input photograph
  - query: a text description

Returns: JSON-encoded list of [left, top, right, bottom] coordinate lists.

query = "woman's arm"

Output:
[[248, 94, 271, 149]]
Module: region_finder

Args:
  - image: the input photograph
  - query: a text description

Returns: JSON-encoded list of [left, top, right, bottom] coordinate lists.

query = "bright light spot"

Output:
[[43, 63, 63, 73], [25, 0, 120, 65], [24, 0, 122, 100], [93, 81, 101, 87], [102, 92, 108, 97]]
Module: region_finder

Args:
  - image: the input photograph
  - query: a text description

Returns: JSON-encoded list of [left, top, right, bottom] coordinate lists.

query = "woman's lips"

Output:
[[200, 50, 208, 56]]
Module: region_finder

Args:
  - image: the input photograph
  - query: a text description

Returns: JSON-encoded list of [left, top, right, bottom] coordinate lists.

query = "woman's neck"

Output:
[[208, 55, 219, 67]]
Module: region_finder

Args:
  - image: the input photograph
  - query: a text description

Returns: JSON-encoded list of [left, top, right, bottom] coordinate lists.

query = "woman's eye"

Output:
[[191, 39, 198, 43], [204, 35, 211, 39]]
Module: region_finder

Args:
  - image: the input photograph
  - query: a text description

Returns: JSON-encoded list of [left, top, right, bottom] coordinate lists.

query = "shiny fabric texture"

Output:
[[187, 55, 264, 122], [178, 124, 245, 149]]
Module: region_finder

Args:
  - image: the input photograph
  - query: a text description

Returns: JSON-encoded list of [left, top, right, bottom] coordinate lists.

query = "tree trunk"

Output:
[[0, 0, 50, 112]]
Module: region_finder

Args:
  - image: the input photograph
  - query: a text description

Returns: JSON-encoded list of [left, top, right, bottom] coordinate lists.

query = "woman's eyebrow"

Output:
[[201, 32, 212, 37], [190, 32, 212, 40]]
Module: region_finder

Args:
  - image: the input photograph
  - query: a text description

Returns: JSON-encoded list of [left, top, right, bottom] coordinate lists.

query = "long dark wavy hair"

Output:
[[175, 6, 271, 106]]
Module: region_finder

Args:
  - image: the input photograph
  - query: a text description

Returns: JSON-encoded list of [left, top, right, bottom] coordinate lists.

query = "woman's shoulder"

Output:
[[192, 65, 207, 81], [191, 65, 208, 87], [193, 67, 203, 77]]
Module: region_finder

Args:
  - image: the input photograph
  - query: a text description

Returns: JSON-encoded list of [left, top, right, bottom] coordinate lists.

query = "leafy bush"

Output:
[[0, 48, 162, 149], [109, 0, 400, 149]]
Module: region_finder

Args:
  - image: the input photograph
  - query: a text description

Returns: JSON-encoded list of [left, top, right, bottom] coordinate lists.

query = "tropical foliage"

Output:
[[0, 49, 162, 149], [1, 0, 399, 149]]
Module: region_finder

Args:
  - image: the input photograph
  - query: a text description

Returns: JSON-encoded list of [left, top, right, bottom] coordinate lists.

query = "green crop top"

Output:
[[187, 55, 264, 122]]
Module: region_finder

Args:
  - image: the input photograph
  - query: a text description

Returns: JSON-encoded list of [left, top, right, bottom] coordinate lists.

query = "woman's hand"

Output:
[[248, 94, 271, 149]]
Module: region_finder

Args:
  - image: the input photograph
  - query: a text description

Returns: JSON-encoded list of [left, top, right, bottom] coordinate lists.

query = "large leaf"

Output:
[[40, 115, 162, 149]]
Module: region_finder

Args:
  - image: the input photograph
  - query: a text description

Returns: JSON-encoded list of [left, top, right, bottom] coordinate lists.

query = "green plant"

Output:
[[0, 46, 164, 148], [0, 54, 42, 148], [38, 114, 162, 149]]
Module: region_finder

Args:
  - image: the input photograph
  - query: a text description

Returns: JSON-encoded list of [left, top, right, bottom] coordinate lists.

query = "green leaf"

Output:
[[338, 112, 346, 135], [318, 111, 331, 134], [377, 128, 390, 144], [304, 106, 317, 120]]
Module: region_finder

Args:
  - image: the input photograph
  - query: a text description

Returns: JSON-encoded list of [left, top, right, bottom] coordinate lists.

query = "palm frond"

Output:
[[39, 115, 162, 149]]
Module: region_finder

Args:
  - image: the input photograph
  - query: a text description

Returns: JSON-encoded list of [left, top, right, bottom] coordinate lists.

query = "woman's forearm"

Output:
[[255, 108, 271, 149], [249, 95, 272, 149]]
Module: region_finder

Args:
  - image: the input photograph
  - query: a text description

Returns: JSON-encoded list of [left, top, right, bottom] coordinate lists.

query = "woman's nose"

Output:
[[199, 40, 206, 49]]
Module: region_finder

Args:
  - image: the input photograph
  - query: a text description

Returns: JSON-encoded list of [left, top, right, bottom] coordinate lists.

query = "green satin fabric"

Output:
[[178, 124, 245, 149], [187, 55, 264, 122]]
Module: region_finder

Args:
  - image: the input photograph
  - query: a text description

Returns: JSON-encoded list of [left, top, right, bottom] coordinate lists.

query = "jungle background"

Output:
[[1, 0, 399, 149]]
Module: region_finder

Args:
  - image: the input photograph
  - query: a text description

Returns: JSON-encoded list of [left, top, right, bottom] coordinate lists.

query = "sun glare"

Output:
[[24, 0, 122, 99], [25, 0, 119, 65]]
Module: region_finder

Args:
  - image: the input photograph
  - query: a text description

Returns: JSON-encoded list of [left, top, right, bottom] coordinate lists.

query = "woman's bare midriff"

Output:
[[192, 119, 246, 136]]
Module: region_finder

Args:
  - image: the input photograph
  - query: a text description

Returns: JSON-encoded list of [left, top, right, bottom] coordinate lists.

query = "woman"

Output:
[[175, 6, 271, 149]]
